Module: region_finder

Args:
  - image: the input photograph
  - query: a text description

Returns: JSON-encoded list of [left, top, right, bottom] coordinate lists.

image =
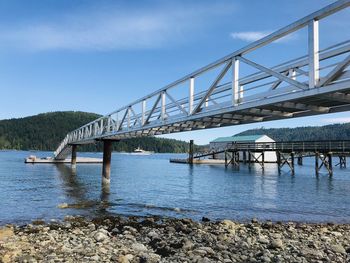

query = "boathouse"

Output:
[[209, 134, 277, 162]]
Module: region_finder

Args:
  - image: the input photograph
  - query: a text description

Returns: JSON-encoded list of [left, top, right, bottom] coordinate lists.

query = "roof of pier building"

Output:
[[210, 135, 275, 143]]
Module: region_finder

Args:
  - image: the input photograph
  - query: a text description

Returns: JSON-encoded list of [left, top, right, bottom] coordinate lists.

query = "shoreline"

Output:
[[1, 215, 349, 262]]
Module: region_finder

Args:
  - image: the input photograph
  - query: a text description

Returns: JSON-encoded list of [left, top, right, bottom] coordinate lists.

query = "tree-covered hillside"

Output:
[[237, 123, 350, 142], [0, 111, 193, 153]]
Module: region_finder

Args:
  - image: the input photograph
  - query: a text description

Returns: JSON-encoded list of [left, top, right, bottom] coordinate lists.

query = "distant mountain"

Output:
[[236, 123, 350, 142], [0, 111, 193, 153]]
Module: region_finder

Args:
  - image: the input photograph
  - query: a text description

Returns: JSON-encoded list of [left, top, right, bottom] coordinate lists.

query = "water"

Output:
[[0, 150, 350, 225]]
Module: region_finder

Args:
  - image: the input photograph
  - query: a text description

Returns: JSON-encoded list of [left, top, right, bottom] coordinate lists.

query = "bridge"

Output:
[[53, 0, 350, 183]]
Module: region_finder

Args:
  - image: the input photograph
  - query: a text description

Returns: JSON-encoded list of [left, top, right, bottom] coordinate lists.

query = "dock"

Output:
[[25, 156, 102, 164], [171, 140, 350, 176]]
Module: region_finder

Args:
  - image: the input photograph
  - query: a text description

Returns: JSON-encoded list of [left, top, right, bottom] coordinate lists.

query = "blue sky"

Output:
[[0, 0, 349, 144]]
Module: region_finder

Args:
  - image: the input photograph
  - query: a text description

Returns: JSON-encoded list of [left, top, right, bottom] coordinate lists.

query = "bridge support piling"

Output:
[[291, 152, 295, 175], [315, 152, 320, 176], [71, 145, 77, 167], [102, 140, 112, 184], [188, 140, 194, 164]]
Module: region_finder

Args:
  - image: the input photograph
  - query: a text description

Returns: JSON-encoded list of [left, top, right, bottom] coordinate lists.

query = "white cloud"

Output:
[[0, 2, 235, 51], [230, 31, 270, 42], [230, 30, 297, 43], [322, 117, 350, 124]]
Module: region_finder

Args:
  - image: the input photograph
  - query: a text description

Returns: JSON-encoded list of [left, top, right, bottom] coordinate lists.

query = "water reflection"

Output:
[[54, 163, 111, 215]]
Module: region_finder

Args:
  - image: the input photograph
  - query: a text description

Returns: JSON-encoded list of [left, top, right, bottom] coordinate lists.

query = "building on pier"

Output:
[[209, 134, 277, 162]]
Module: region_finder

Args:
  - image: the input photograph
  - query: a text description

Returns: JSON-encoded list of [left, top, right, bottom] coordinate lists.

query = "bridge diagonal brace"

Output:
[[165, 91, 188, 115], [144, 94, 161, 125], [238, 56, 308, 90], [192, 60, 232, 115], [319, 54, 350, 87], [117, 109, 129, 131], [270, 71, 289, 90], [129, 106, 142, 126]]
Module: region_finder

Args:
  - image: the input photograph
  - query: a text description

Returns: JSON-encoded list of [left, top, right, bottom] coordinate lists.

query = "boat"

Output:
[[130, 147, 154, 155]]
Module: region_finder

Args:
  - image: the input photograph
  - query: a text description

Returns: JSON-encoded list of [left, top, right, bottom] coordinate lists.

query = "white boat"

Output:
[[130, 147, 154, 155]]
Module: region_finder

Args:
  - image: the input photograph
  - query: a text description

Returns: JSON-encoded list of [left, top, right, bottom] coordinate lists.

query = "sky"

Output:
[[0, 0, 349, 144]]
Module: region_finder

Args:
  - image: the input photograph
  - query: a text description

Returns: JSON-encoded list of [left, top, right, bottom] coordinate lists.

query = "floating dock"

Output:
[[25, 156, 102, 164]]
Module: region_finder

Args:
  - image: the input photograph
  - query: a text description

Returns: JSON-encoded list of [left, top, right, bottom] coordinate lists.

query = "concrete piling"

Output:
[[102, 140, 112, 184], [71, 145, 77, 166]]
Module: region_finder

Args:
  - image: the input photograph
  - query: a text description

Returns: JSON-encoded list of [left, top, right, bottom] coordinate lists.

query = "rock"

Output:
[[202, 217, 211, 222], [183, 240, 194, 250], [139, 252, 161, 263], [270, 239, 283, 249], [258, 236, 269, 244], [331, 244, 346, 254], [94, 231, 108, 242], [131, 242, 148, 252], [147, 230, 159, 240], [220, 220, 237, 234], [90, 255, 100, 261], [57, 203, 68, 209], [118, 254, 134, 263]]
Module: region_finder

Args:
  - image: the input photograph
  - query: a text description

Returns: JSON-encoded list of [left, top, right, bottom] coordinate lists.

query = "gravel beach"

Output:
[[0, 216, 349, 263]]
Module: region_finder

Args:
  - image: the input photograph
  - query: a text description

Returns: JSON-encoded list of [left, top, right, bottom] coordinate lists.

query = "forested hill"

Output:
[[237, 123, 350, 141], [0, 111, 192, 153]]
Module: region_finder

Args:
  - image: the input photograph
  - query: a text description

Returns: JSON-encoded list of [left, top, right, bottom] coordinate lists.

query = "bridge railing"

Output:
[[54, 0, 350, 158]]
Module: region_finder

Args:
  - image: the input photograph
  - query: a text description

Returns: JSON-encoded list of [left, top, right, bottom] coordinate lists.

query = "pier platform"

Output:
[[25, 156, 102, 164]]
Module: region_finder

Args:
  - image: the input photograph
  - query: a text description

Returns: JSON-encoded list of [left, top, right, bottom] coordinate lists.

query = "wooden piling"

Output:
[[339, 156, 346, 168], [243, 151, 247, 164], [297, 155, 303, 165], [71, 145, 77, 166], [277, 151, 281, 172], [102, 140, 112, 184], [315, 152, 319, 176], [327, 152, 333, 176], [189, 140, 194, 164], [291, 152, 295, 175]]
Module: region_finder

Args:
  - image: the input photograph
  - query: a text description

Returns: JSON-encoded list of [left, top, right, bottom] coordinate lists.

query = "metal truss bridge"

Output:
[[54, 0, 350, 168]]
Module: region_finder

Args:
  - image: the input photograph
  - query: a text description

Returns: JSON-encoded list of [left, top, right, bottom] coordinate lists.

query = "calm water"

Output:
[[0, 150, 350, 225]]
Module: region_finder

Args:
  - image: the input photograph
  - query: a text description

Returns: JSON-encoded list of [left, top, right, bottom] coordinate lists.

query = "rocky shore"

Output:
[[0, 216, 349, 263]]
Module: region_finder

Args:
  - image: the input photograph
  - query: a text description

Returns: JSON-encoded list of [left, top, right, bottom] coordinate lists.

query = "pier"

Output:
[[172, 140, 350, 176]]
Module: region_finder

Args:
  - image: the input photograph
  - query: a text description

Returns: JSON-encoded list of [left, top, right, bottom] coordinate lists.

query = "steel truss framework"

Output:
[[55, 0, 350, 159]]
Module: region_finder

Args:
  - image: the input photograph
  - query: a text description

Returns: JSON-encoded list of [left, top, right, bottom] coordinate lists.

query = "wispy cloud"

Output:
[[0, 2, 235, 51], [230, 30, 297, 43], [230, 31, 270, 42], [322, 117, 350, 124]]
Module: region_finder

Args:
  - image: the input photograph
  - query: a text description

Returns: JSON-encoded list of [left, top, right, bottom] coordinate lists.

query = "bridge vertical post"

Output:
[[71, 145, 77, 166], [232, 57, 240, 105], [189, 77, 194, 115], [308, 19, 319, 89], [188, 140, 194, 165], [102, 140, 112, 184]]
